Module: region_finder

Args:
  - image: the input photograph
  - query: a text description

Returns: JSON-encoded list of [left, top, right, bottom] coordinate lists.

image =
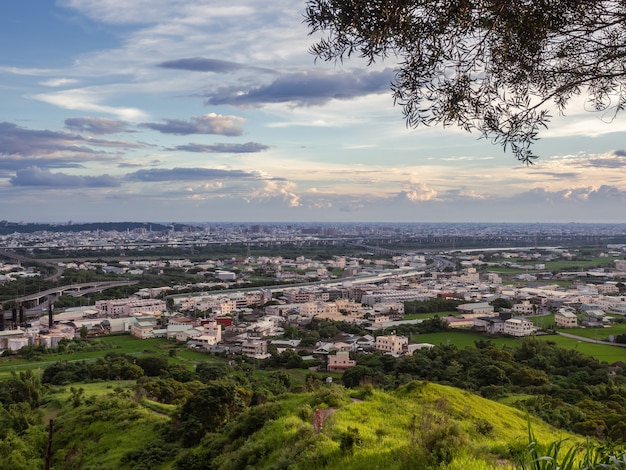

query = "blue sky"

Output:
[[1, 0, 626, 224]]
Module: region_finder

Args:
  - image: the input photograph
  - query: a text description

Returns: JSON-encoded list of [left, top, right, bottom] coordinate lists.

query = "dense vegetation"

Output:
[[1, 331, 626, 469], [343, 338, 626, 442], [0, 221, 178, 235], [404, 298, 462, 315]]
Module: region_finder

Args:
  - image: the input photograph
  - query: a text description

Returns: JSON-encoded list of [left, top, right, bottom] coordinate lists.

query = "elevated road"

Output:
[[1, 280, 139, 320], [0, 249, 64, 280]]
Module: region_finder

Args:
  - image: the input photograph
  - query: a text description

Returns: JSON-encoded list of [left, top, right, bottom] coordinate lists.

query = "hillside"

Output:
[[40, 381, 584, 470]]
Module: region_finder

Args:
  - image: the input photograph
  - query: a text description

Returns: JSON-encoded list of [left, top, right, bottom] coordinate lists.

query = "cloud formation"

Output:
[[34, 89, 146, 120], [205, 69, 395, 106], [0, 157, 85, 171], [168, 142, 269, 153], [158, 57, 244, 73], [125, 167, 261, 182], [10, 167, 120, 188], [65, 117, 130, 135], [0, 122, 141, 158], [140, 114, 245, 136]]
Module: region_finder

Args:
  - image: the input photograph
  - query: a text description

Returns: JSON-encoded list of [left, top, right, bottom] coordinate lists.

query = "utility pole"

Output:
[[44, 419, 54, 470]]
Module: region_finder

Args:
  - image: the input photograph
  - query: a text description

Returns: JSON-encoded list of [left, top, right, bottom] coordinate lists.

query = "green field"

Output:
[[0, 335, 215, 380], [537, 334, 626, 363], [2, 326, 625, 385], [47, 380, 136, 401], [412, 331, 521, 349], [484, 256, 615, 276], [544, 257, 616, 271], [412, 330, 626, 363], [529, 314, 555, 328], [558, 323, 626, 341]]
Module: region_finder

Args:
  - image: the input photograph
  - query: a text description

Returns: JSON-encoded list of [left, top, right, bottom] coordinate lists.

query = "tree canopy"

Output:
[[305, 0, 626, 163]]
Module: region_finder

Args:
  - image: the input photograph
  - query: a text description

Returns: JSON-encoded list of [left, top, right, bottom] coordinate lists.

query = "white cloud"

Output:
[[33, 89, 146, 120], [40, 78, 79, 87]]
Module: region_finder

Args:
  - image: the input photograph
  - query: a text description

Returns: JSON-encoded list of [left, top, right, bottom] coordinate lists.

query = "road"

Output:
[[0, 249, 65, 280], [556, 331, 626, 348]]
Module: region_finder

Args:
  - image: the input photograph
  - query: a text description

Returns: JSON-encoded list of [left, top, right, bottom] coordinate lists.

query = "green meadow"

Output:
[[413, 330, 626, 363], [0, 335, 213, 380]]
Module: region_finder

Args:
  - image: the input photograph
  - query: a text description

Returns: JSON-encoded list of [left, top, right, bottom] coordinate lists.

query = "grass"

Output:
[[530, 314, 555, 328], [412, 331, 521, 349], [412, 329, 626, 363], [535, 335, 625, 364], [558, 323, 626, 341], [544, 257, 615, 271], [0, 335, 221, 380], [46, 380, 136, 401], [487, 257, 614, 272], [210, 381, 583, 470], [50, 395, 171, 470]]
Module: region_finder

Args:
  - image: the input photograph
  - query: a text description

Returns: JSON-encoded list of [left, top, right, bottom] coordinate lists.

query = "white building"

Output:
[[503, 318, 535, 337], [96, 298, 166, 317], [215, 270, 237, 281]]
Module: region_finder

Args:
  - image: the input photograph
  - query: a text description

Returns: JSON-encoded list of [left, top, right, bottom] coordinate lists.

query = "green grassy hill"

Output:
[[42, 380, 585, 470], [195, 381, 577, 470]]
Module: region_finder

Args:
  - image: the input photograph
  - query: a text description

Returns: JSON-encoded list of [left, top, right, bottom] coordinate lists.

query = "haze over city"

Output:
[[2, 1, 626, 223]]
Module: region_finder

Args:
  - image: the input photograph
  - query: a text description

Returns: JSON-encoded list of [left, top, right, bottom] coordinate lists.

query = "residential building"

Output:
[[503, 318, 535, 337], [131, 319, 157, 339], [298, 301, 338, 317], [95, 298, 166, 317], [327, 351, 356, 372], [512, 300, 535, 315], [555, 310, 578, 328], [473, 316, 505, 334], [375, 334, 407, 357], [241, 339, 270, 359]]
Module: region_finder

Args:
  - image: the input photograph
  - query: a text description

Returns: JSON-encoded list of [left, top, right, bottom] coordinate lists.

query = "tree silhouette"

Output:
[[305, 0, 626, 163]]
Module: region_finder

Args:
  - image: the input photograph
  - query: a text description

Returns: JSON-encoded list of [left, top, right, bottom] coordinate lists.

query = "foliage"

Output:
[[195, 361, 233, 383], [339, 426, 362, 454], [518, 425, 626, 470], [0, 370, 42, 407], [404, 298, 462, 315], [177, 380, 251, 446], [340, 338, 626, 442], [491, 298, 514, 311], [50, 395, 170, 470], [120, 440, 178, 470], [305, 0, 626, 162]]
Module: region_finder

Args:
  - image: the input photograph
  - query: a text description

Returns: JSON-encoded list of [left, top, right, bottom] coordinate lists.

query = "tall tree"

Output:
[[305, 0, 626, 163]]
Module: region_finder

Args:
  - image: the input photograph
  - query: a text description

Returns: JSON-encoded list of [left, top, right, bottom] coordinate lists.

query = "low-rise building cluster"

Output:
[[3, 244, 626, 371]]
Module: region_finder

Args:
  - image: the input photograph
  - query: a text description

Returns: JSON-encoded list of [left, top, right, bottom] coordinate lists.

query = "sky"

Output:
[[1, 1, 626, 224]]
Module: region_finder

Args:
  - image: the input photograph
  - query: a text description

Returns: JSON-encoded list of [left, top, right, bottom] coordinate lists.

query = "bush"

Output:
[[310, 386, 347, 408], [474, 418, 494, 436], [339, 427, 362, 455]]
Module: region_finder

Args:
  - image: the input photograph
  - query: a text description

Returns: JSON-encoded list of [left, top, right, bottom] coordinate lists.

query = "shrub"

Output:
[[339, 427, 362, 455], [474, 418, 494, 436]]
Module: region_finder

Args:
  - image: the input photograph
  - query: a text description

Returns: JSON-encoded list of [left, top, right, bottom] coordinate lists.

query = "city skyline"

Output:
[[2, 1, 626, 223]]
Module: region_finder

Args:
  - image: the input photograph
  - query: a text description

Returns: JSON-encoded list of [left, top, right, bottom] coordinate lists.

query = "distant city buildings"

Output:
[[3, 223, 626, 358]]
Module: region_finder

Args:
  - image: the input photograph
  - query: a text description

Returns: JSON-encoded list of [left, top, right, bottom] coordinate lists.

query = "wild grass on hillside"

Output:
[[187, 381, 579, 470]]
